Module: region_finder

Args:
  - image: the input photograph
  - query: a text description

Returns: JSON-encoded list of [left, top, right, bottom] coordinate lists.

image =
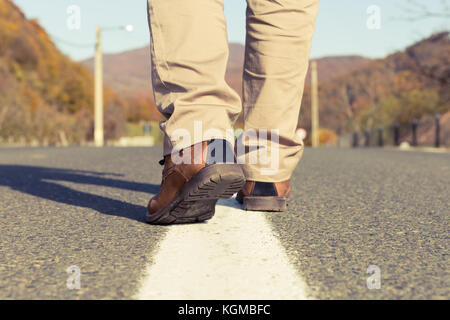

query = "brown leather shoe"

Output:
[[146, 140, 245, 225], [236, 180, 290, 211]]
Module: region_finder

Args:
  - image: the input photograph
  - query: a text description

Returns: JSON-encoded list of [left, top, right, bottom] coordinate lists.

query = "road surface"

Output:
[[0, 147, 448, 299]]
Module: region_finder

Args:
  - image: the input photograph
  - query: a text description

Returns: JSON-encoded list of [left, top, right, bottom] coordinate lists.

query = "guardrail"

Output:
[[335, 114, 447, 148]]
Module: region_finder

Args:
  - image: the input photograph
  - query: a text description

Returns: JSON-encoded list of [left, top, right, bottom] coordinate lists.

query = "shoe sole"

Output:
[[146, 164, 245, 225], [240, 196, 287, 212]]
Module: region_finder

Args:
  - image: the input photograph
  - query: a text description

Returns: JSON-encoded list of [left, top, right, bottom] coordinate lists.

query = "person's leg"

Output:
[[146, 0, 245, 224], [238, 0, 319, 210], [147, 0, 241, 154]]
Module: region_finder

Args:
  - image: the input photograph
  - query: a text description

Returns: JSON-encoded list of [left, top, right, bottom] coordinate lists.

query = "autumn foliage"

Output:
[[0, 0, 129, 145], [299, 32, 450, 136]]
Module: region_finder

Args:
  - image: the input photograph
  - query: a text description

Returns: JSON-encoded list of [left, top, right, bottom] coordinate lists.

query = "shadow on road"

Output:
[[0, 165, 160, 223]]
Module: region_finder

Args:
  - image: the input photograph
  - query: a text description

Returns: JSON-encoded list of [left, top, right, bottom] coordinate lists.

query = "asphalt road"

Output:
[[0, 147, 448, 299]]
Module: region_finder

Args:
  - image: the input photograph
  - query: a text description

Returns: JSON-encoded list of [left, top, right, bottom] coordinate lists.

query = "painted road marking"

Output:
[[135, 197, 310, 300]]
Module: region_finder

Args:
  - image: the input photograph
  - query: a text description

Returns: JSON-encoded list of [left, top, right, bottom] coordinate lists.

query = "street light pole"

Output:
[[311, 61, 319, 148], [93, 25, 133, 147], [94, 25, 104, 147]]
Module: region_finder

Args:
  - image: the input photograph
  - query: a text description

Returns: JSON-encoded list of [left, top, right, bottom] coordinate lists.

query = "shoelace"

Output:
[[158, 158, 178, 182]]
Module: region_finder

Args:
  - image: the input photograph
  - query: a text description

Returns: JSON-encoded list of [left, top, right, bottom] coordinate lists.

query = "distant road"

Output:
[[0, 147, 448, 299]]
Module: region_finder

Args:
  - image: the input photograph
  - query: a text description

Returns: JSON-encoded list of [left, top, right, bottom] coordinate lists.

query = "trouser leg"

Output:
[[147, 0, 242, 155], [241, 0, 319, 182]]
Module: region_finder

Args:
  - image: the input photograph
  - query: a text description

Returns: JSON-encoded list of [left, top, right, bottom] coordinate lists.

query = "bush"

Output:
[[304, 129, 338, 146]]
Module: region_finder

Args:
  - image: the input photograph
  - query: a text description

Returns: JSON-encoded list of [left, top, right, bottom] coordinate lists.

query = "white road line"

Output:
[[135, 197, 310, 300]]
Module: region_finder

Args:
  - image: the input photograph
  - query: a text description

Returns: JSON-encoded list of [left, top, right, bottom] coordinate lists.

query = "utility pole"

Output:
[[94, 25, 104, 147], [311, 61, 319, 147]]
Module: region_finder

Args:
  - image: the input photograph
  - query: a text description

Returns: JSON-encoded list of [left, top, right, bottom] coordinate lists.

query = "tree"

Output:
[[400, 0, 450, 20]]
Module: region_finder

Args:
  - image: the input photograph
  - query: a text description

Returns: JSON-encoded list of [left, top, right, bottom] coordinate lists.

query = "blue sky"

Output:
[[14, 0, 449, 61]]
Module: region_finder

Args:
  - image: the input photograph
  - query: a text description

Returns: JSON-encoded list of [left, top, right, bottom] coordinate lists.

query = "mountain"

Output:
[[82, 46, 152, 99], [0, 0, 127, 144], [82, 44, 370, 105], [84, 33, 448, 142], [299, 32, 450, 140], [305, 55, 372, 85], [81, 45, 248, 99]]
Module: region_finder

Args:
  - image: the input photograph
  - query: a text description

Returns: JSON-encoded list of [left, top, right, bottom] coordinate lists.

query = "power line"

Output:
[[49, 34, 95, 49]]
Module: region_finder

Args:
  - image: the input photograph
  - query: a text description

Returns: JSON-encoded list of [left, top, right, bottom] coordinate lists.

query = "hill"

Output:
[[81, 45, 370, 117], [299, 32, 450, 137], [305, 56, 371, 85], [82, 46, 152, 99], [0, 0, 127, 145], [87, 34, 447, 141]]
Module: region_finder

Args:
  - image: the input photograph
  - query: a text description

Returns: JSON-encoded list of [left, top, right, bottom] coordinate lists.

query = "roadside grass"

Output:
[[126, 122, 163, 145]]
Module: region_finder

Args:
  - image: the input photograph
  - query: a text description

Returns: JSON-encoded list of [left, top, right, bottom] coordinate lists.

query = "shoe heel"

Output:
[[186, 164, 246, 200], [243, 196, 287, 212]]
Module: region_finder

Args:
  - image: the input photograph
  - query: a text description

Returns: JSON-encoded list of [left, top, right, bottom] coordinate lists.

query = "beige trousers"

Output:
[[147, 0, 319, 182]]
